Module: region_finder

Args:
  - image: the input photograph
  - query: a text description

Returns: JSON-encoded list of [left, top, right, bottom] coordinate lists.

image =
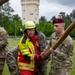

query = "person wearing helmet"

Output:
[[18, 21, 48, 75]]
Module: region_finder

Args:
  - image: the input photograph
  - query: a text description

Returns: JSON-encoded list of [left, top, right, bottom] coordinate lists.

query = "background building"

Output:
[[21, 0, 40, 25]]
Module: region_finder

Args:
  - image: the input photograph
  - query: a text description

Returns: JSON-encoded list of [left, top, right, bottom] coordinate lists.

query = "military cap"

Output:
[[53, 18, 64, 24]]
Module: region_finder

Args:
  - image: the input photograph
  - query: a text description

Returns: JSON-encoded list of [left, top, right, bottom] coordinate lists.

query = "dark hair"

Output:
[[24, 28, 38, 35]]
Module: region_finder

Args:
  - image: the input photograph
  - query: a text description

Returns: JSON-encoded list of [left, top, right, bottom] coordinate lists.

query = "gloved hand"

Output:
[[34, 54, 40, 62], [34, 52, 48, 62], [40, 52, 48, 61]]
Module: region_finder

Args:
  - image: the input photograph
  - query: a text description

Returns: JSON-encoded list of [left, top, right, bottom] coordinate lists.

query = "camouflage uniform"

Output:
[[0, 27, 8, 75], [34, 31, 48, 75], [47, 32, 74, 75], [7, 31, 48, 75], [6, 46, 20, 75]]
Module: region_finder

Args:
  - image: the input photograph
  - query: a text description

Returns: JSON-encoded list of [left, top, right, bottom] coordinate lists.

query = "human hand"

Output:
[[34, 52, 48, 62], [49, 47, 58, 54], [49, 47, 54, 53]]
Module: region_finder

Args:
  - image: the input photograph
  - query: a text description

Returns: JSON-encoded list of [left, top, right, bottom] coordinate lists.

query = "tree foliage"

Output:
[[0, 2, 75, 38], [0, 2, 23, 35], [36, 16, 54, 37], [42, 22, 54, 37], [57, 11, 75, 37]]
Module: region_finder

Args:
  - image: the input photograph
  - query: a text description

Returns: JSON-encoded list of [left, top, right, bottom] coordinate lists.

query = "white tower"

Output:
[[21, 0, 40, 25]]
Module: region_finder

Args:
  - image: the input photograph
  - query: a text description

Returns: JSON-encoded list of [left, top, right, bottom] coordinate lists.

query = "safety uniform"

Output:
[[18, 33, 40, 75], [7, 31, 48, 75]]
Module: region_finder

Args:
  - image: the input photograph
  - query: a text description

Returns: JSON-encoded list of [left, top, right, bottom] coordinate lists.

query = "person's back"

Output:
[[0, 27, 8, 75]]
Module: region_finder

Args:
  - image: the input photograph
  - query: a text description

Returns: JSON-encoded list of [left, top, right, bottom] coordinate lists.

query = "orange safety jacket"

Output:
[[18, 34, 40, 71]]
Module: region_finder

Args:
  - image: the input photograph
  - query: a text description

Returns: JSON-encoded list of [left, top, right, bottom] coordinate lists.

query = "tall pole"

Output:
[[15, 21, 16, 39]]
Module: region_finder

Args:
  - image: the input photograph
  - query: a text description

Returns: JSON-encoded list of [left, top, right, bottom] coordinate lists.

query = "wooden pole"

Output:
[[0, 0, 9, 6]]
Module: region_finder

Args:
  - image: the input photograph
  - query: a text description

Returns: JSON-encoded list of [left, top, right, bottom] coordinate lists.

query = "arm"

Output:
[[38, 32, 48, 52], [37, 32, 48, 75], [55, 42, 73, 60], [49, 36, 74, 60], [0, 28, 8, 48]]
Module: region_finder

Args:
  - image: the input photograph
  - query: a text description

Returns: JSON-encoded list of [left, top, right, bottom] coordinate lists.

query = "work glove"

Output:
[[34, 52, 48, 62], [40, 52, 48, 61]]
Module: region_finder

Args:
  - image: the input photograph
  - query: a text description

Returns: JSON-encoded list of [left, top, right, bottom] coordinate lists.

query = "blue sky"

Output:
[[9, 0, 75, 20]]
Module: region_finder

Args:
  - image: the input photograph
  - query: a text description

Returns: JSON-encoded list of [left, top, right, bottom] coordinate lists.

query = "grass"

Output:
[[2, 39, 75, 75]]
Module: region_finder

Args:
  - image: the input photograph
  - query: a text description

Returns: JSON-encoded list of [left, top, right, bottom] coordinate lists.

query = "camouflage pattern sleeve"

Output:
[[0, 27, 8, 75], [38, 32, 48, 52], [6, 46, 20, 75], [36, 32, 48, 75], [55, 36, 74, 60], [8, 46, 18, 60], [0, 27, 8, 48]]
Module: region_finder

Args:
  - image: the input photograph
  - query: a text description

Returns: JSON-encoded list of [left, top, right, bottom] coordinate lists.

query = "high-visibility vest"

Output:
[[18, 36, 36, 71]]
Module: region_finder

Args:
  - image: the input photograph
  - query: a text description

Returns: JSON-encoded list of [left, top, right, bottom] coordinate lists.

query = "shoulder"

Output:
[[51, 32, 56, 36], [20, 35, 27, 44], [0, 27, 7, 35], [37, 31, 46, 39], [0, 27, 8, 39], [38, 31, 46, 37], [64, 35, 73, 46], [49, 32, 56, 39]]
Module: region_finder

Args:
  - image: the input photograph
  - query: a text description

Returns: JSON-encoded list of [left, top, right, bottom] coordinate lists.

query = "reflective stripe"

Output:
[[18, 36, 36, 71], [18, 36, 35, 56], [18, 62, 35, 71]]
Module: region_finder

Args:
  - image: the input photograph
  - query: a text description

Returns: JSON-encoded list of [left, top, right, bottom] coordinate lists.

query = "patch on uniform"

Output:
[[55, 19, 58, 22], [53, 18, 64, 24]]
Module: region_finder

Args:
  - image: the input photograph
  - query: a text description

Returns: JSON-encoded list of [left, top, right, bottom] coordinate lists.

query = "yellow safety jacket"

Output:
[[18, 36, 36, 71]]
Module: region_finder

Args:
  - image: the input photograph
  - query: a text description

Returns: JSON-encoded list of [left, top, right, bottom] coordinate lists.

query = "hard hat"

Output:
[[25, 21, 36, 29]]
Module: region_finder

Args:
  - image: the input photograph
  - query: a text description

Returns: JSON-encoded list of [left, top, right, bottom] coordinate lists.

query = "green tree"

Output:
[[0, 2, 14, 31], [51, 16, 56, 22], [36, 16, 47, 32], [9, 14, 23, 35], [42, 22, 54, 37]]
